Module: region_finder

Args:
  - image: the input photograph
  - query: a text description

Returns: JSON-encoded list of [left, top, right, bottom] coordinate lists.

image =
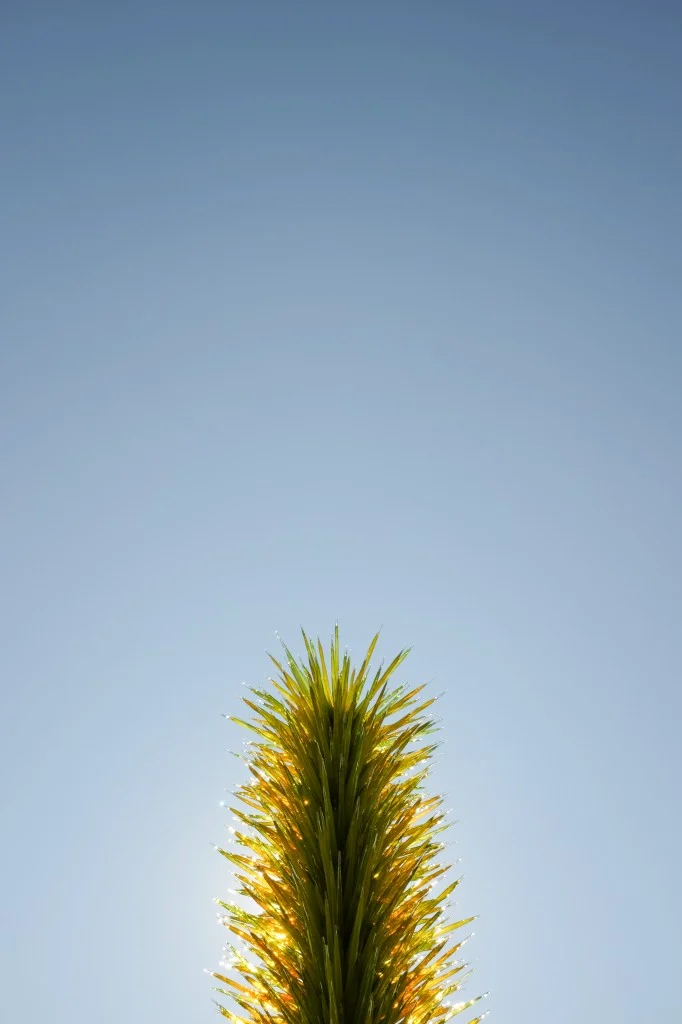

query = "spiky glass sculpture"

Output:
[[212, 629, 486, 1024]]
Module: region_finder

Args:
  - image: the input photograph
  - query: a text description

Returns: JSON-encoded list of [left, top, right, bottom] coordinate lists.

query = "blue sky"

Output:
[[1, 3, 680, 1022]]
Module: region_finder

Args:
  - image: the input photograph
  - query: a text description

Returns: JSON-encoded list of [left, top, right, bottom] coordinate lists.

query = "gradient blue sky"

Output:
[[1, 3, 681, 1022]]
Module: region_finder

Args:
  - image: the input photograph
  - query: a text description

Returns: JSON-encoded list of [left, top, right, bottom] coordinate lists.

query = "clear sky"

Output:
[[1, 2, 680, 1022]]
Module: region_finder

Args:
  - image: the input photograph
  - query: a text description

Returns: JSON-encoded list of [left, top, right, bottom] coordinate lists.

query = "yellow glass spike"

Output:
[[212, 631, 484, 1024]]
